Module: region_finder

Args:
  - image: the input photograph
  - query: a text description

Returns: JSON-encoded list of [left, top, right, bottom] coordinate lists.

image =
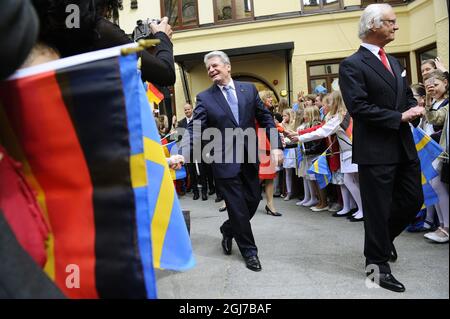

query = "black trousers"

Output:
[[202, 163, 215, 191], [186, 162, 206, 194], [359, 159, 423, 274], [216, 164, 261, 258]]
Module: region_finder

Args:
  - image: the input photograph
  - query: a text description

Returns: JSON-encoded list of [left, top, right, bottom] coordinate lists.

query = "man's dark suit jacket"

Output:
[[178, 117, 188, 129], [339, 46, 419, 165], [187, 81, 280, 179]]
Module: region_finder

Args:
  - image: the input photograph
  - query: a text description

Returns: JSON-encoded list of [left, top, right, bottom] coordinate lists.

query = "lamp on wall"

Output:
[[131, 0, 138, 10]]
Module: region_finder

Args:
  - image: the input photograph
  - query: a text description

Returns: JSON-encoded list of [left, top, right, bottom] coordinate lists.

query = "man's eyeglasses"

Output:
[[381, 19, 397, 26]]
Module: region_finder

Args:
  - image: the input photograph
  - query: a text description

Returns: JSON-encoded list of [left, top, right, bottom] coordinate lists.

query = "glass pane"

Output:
[[309, 65, 327, 76], [326, 63, 339, 74], [216, 0, 233, 21], [236, 0, 252, 20], [303, 0, 320, 12], [331, 77, 340, 91], [310, 78, 327, 93], [182, 0, 197, 26], [323, 0, 340, 10], [164, 0, 179, 28], [420, 48, 437, 62]]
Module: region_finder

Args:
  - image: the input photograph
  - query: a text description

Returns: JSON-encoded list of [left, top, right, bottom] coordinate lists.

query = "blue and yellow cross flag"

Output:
[[412, 126, 443, 208], [307, 151, 331, 189]]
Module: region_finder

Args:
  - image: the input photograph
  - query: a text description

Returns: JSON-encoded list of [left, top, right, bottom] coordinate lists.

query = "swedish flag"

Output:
[[421, 173, 439, 207], [0, 46, 195, 298], [132, 72, 195, 271], [412, 127, 443, 181], [307, 151, 331, 189], [412, 127, 443, 207]]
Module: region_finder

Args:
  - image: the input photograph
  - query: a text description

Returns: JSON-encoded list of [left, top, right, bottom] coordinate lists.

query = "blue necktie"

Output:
[[223, 85, 239, 124]]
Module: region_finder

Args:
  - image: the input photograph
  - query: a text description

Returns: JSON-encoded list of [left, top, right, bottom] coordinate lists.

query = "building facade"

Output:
[[118, 0, 449, 120]]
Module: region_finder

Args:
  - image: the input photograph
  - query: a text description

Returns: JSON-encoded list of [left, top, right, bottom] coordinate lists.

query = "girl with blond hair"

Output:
[[296, 106, 328, 210], [289, 91, 364, 220], [281, 108, 297, 200]]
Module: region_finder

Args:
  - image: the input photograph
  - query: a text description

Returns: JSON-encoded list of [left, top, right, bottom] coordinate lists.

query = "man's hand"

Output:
[[401, 106, 425, 122], [271, 149, 284, 167], [150, 17, 173, 39], [167, 154, 185, 170]]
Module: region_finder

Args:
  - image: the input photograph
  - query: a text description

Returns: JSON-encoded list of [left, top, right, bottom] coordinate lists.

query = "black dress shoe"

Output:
[[219, 206, 227, 212], [390, 243, 398, 262], [244, 255, 262, 272], [193, 192, 199, 200], [220, 228, 232, 255], [265, 205, 282, 216], [202, 193, 208, 201], [215, 197, 223, 203], [208, 188, 216, 195], [332, 211, 353, 217], [349, 215, 364, 222], [378, 273, 405, 293], [346, 208, 359, 219]]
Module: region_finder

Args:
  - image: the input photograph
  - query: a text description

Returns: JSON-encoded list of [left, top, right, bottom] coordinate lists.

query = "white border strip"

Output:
[[7, 43, 137, 81]]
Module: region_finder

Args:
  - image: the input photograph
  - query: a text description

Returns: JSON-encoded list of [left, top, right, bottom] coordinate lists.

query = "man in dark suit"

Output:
[[186, 50, 283, 271], [178, 103, 208, 200], [339, 4, 425, 292]]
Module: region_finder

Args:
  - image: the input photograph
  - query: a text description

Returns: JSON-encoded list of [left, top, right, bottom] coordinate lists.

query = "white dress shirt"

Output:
[[361, 42, 392, 70], [217, 79, 238, 104]]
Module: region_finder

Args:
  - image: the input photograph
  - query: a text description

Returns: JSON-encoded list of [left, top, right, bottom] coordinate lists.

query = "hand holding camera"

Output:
[[150, 17, 173, 40], [133, 17, 173, 42]]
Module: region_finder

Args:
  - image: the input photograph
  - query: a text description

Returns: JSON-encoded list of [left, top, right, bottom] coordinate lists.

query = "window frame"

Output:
[[361, 0, 407, 8], [306, 58, 343, 94], [213, 0, 255, 25], [415, 43, 437, 84], [390, 52, 412, 85], [306, 53, 412, 94], [300, 0, 343, 14], [160, 0, 199, 31]]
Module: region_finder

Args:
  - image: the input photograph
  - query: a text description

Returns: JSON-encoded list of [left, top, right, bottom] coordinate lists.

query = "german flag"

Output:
[[146, 82, 164, 105], [0, 46, 194, 298]]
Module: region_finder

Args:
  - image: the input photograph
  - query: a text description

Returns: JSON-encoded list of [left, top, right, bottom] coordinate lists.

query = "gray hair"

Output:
[[204, 50, 230, 66], [358, 3, 392, 40]]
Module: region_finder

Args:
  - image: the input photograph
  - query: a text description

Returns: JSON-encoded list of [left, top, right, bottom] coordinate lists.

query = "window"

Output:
[[361, 0, 406, 7], [415, 43, 437, 83], [214, 0, 254, 24], [161, 0, 198, 30], [307, 59, 342, 93], [301, 0, 342, 13], [391, 52, 411, 84], [307, 53, 412, 93]]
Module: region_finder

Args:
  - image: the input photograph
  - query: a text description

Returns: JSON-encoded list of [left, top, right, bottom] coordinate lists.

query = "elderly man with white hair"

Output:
[[338, 4, 425, 292]]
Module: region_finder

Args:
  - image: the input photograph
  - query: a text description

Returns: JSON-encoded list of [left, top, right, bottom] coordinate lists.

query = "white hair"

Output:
[[204, 50, 230, 66], [358, 3, 392, 40]]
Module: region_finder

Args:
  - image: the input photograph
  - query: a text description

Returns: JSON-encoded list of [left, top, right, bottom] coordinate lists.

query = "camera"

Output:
[[132, 19, 161, 42]]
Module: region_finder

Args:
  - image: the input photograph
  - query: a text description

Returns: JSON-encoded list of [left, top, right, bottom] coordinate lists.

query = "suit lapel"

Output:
[[235, 81, 246, 126], [359, 47, 396, 93], [388, 54, 404, 110], [211, 85, 239, 127]]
